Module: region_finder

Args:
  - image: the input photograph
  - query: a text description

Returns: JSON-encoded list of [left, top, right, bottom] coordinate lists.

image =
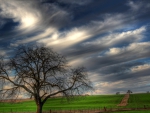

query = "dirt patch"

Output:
[[0, 98, 33, 103], [117, 93, 129, 106]]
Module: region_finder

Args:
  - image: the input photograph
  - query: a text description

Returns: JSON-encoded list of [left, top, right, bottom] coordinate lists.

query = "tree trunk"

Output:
[[36, 103, 43, 113]]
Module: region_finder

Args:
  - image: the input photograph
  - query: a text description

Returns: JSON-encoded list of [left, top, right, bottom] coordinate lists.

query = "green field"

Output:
[[127, 93, 150, 108], [0, 93, 150, 112]]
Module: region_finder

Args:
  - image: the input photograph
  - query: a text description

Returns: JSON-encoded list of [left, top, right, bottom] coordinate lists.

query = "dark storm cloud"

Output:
[[94, 69, 150, 94], [106, 84, 150, 94], [0, 0, 70, 49], [99, 74, 150, 94], [0, 0, 148, 48], [40, 0, 92, 5], [110, 68, 150, 82], [62, 43, 106, 59], [78, 42, 150, 71], [99, 61, 145, 75], [0, 0, 150, 94], [62, 26, 146, 60]]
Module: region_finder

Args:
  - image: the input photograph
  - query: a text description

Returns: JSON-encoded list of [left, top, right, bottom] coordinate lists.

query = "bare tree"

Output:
[[127, 90, 132, 94], [0, 46, 93, 113], [116, 92, 120, 95]]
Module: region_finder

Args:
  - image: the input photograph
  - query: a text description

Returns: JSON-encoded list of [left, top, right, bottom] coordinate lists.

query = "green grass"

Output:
[[126, 93, 150, 108], [0, 100, 36, 112], [0, 95, 123, 112], [43, 94, 123, 110], [112, 93, 150, 113], [0, 93, 150, 112]]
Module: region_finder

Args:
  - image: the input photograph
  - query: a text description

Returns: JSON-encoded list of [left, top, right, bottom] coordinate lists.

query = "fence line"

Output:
[[2, 107, 150, 113]]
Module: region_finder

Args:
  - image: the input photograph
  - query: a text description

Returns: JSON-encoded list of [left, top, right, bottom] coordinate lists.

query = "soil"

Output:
[[117, 93, 130, 106], [0, 98, 33, 103]]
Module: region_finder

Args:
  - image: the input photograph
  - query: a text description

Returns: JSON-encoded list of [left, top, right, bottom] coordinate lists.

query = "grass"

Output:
[[0, 93, 150, 112], [112, 93, 150, 113], [125, 93, 150, 108], [0, 94, 123, 112], [43, 94, 123, 110], [0, 100, 36, 112]]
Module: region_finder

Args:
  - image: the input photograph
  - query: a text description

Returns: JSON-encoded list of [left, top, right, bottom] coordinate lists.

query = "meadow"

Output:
[[0, 93, 150, 112]]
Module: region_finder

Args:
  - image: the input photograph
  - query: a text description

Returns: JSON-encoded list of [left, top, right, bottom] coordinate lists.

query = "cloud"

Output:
[[88, 61, 150, 94], [0, 0, 69, 32], [13, 27, 56, 46], [0, 50, 6, 56], [128, 0, 150, 12], [0, 20, 5, 28], [0, 0, 40, 30], [59, 0, 92, 5], [0, 0, 150, 95], [80, 41, 150, 70], [38, 13, 131, 52], [97, 81, 124, 88], [0, 0, 70, 49], [68, 40, 150, 94], [98, 61, 144, 75], [64, 26, 146, 69], [39, 27, 92, 51], [128, 1, 142, 11], [40, 0, 92, 5], [92, 70, 150, 94], [131, 64, 150, 72], [103, 66, 150, 83], [0, 0, 147, 50], [84, 26, 146, 49]]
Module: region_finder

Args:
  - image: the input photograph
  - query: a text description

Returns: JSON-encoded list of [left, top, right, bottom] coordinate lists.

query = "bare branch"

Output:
[[0, 46, 93, 113]]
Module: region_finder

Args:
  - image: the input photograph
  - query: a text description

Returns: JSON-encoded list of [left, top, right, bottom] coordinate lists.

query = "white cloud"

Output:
[[38, 13, 129, 51], [0, 0, 71, 48], [106, 26, 146, 46], [1, 0, 150, 95], [0, 50, 6, 56], [97, 80, 124, 88], [0, 0, 69, 34], [127, 42, 150, 55], [128, 1, 141, 11], [1, 0, 144, 52], [127, 0, 150, 12], [68, 58, 84, 67], [0, 0, 41, 30], [92, 75, 150, 94], [85, 26, 146, 48], [54, 26, 147, 70], [131, 64, 150, 72], [106, 48, 123, 55], [15, 27, 56, 45], [105, 41, 150, 57], [93, 80, 125, 94], [60, 0, 91, 5], [39, 27, 92, 50]]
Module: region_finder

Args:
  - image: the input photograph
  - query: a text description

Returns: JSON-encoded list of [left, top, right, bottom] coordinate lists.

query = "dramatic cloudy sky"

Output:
[[0, 0, 150, 94]]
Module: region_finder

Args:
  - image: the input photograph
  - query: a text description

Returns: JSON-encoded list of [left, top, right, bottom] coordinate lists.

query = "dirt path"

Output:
[[0, 98, 33, 103], [117, 93, 130, 106]]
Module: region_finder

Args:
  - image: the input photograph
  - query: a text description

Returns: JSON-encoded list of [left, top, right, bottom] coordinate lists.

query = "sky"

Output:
[[0, 0, 150, 95]]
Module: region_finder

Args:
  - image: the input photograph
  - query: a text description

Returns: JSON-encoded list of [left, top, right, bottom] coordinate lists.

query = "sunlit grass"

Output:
[[126, 93, 150, 108], [43, 95, 123, 110], [0, 95, 123, 112], [0, 93, 150, 112]]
